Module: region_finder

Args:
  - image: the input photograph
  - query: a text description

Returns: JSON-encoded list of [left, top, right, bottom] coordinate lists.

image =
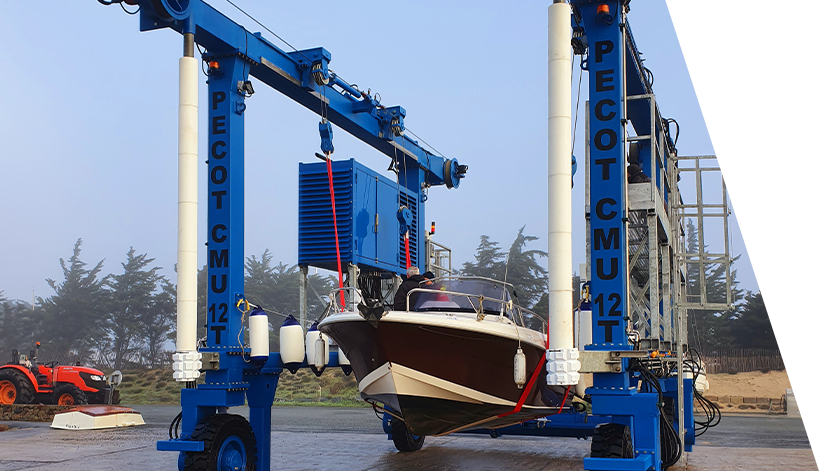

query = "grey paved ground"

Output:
[[0, 405, 817, 470]]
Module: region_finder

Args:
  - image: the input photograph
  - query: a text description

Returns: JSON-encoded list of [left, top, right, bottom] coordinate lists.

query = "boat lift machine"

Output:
[[97, 1, 730, 470]]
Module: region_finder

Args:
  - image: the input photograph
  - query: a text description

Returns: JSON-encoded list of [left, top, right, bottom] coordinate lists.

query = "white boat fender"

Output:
[[306, 322, 327, 376], [249, 308, 270, 365], [279, 315, 305, 374], [514, 347, 527, 389]]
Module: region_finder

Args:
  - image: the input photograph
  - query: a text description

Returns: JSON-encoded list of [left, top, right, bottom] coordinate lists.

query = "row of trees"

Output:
[[0, 224, 778, 370], [0, 240, 176, 369], [0, 241, 339, 370]]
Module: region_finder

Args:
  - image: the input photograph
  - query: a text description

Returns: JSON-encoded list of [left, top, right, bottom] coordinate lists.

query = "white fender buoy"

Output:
[[314, 335, 326, 370], [306, 322, 328, 376], [280, 315, 304, 373], [514, 347, 527, 389], [249, 308, 269, 364]]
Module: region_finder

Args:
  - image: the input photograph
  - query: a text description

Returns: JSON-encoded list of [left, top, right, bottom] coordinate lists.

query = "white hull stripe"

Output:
[[359, 362, 516, 407]]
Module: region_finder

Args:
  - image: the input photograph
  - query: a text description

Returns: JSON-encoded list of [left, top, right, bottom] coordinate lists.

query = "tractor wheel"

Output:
[[183, 414, 257, 471], [54, 384, 88, 406], [391, 418, 424, 452], [0, 369, 35, 405], [591, 423, 634, 459]]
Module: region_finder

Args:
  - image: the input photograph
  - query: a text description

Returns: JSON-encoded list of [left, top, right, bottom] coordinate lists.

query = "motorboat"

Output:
[[318, 276, 574, 438]]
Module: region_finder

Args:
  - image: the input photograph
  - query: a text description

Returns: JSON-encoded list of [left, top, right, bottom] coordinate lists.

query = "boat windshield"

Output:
[[412, 277, 511, 315], [408, 277, 547, 333]]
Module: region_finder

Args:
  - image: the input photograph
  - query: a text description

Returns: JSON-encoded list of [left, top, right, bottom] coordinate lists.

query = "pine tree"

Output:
[[461, 235, 506, 279], [0, 291, 39, 354], [461, 228, 549, 310], [684, 220, 743, 350], [141, 278, 176, 368], [727, 292, 778, 350], [106, 248, 160, 369], [39, 239, 109, 362]]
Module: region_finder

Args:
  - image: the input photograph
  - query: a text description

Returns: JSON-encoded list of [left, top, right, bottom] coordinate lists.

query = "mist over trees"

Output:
[[0, 227, 779, 370]]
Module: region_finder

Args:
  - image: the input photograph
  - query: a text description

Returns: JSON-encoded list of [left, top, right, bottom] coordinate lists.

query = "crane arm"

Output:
[[136, 0, 466, 189]]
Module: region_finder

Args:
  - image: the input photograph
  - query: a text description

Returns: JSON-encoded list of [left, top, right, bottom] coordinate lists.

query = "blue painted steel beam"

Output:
[[572, 2, 670, 469], [460, 412, 611, 439], [136, 0, 463, 190]]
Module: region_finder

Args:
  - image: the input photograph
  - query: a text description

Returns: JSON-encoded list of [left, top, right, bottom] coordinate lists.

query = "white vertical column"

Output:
[[546, 0, 580, 386], [173, 33, 202, 381]]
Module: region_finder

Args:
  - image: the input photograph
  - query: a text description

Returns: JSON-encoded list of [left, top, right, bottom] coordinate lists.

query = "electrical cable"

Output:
[[666, 118, 680, 145], [572, 54, 584, 159], [169, 411, 183, 439], [630, 358, 682, 469], [686, 348, 721, 436], [120, 2, 139, 14], [223, 0, 312, 64]]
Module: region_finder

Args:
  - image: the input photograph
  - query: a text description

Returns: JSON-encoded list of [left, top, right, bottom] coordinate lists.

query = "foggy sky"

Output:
[[0, 1, 758, 303]]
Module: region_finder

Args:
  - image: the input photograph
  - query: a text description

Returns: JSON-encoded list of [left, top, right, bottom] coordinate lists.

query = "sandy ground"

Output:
[[704, 370, 791, 398]]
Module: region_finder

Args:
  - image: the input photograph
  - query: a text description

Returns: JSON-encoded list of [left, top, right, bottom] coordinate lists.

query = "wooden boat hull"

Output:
[[319, 311, 570, 436]]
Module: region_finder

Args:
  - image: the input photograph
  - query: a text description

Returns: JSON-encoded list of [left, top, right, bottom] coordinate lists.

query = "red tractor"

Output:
[[0, 343, 120, 406]]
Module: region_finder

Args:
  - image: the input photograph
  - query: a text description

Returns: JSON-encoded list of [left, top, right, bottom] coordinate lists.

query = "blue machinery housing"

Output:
[[298, 159, 420, 274], [103, 0, 699, 470]]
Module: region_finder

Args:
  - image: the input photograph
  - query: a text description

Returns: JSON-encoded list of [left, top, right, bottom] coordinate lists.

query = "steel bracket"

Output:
[[201, 351, 220, 371]]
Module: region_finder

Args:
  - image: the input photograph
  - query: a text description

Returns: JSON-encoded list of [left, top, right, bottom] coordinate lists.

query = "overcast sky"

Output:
[[0, 1, 757, 303]]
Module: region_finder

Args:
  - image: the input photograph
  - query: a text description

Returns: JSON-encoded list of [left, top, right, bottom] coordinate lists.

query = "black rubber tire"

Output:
[[184, 414, 257, 471], [53, 384, 89, 406], [0, 369, 35, 404], [391, 419, 424, 452], [591, 423, 634, 459]]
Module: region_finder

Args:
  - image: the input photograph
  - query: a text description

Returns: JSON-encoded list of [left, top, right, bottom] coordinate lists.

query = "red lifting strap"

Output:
[[498, 324, 570, 419], [325, 158, 346, 309], [498, 355, 546, 418], [404, 231, 412, 269]]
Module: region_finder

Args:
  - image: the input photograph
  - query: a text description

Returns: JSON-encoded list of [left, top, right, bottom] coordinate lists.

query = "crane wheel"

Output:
[[54, 384, 88, 406], [183, 414, 257, 471], [591, 423, 634, 459], [0, 370, 35, 405], [391, 418, 424, 452]]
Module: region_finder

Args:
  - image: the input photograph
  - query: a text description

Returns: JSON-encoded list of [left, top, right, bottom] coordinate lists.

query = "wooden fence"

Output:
[[698, 348, 784, 374]]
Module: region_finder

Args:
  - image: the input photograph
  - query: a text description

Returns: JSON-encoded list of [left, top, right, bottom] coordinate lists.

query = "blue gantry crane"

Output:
[[455, 3, 726, 471], [96, 1, 725, 470]]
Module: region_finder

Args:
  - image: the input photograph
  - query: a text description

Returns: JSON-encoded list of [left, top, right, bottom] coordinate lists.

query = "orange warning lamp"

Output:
[[208, 61, 220, 70], [430, 222, 436, 235], [597, 4, 610, 15]]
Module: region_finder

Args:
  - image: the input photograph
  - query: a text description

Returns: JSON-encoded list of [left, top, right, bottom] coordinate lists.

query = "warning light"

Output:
[[596, 4, 609, 15], [208, 61, 220, 70], [430, 222, 436, 235]]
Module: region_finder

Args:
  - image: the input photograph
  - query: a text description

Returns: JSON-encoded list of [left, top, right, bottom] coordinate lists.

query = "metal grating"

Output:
[[298, 163, 354, 270]]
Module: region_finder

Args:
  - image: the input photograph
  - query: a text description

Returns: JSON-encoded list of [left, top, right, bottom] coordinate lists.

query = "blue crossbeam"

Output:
[[157, 439, 205, 452], [137, 0, 462, 189]]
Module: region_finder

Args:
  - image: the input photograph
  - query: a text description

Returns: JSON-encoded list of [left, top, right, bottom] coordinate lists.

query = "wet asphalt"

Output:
[[0, 405, 817, 470]]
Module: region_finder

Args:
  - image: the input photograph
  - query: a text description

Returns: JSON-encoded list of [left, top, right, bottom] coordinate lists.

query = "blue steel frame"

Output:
[[126, 1, 465, 470], [570, 1, 693, 470]]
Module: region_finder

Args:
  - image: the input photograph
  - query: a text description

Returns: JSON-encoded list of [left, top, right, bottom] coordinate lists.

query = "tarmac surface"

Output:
[[0, 405, 817, 470]]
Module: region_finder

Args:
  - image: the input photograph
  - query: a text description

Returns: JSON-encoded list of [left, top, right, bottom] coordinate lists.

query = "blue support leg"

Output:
[[246, 373, 280, 471]]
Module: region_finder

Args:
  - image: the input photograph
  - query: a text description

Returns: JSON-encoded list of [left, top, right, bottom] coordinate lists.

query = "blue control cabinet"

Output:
[[298, 158, 418, 275]]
